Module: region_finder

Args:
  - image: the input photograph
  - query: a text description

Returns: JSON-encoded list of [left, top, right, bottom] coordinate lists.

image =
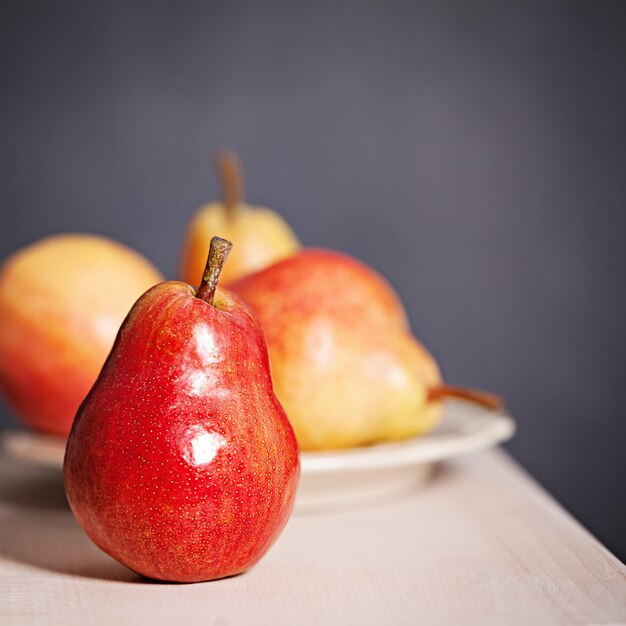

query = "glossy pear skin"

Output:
[[64, 283, 299, 583], [0, 234, 163, 436], [231, 250, 442, 451], [179, 203, 300, 287]]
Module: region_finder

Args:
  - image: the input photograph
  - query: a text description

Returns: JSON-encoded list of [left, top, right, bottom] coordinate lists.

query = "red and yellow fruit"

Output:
[[0, 233, 163, 436]]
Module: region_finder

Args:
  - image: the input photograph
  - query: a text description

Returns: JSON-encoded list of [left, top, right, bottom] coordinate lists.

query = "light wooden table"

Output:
[[1, 448, 624, 626]]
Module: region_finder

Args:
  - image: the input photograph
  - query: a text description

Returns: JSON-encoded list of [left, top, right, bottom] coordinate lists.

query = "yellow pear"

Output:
[[231, 249, 501, 451], [179, 150, 300, 286], [0, 234, 164, 436]]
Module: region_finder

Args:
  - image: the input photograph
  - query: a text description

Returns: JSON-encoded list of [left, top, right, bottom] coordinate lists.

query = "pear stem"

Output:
[[196, 236, 233, 306], [428, 385, 503, 410], [215, 149, 244, 222]]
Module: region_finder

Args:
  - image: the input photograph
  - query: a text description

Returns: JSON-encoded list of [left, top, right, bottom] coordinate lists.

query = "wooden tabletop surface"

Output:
[[1, 447, 624, 625]]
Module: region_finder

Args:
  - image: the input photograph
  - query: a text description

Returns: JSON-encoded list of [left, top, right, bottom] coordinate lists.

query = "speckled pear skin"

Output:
[[63, 282, 300, 583], [231, 249, 442, 451]]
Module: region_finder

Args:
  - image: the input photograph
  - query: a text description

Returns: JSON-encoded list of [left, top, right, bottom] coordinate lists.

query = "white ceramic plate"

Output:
[[1, 399, 515, 512], [297, 400, 515, 511]]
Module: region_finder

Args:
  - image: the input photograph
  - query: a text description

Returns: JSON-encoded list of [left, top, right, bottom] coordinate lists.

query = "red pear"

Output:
[[64, 237, 299, 583]]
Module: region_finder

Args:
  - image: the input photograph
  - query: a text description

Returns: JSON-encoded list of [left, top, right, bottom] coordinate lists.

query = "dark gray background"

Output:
[[1, 1, 625, 559]]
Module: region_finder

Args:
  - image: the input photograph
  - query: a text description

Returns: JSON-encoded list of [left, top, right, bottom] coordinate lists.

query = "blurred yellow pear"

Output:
[[232, 249, 502, 451], [179, 150, 300, 286], [0, 234, 164, 436]]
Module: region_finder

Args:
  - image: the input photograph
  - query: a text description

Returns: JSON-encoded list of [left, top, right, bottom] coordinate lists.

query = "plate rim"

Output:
[[1, 400, 516, 475], [300, 402, 515, 474]]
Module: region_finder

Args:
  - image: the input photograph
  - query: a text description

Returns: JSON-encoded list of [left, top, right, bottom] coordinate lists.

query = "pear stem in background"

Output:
[[215, 149, 244, 222], [428, 385, 503, 410], [196, 236, 233, 306]]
